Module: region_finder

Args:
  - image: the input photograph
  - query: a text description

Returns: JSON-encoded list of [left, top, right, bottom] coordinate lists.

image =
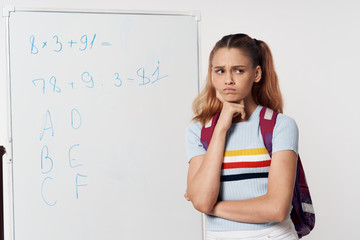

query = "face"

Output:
[[211, 48, 261, 103]]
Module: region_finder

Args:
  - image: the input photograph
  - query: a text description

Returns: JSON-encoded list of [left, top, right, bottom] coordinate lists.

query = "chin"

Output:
[[224, 96, 242, 103]]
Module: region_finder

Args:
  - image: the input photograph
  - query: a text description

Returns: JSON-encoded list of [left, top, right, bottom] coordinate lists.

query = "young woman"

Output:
[[185, 34, 299, 240]]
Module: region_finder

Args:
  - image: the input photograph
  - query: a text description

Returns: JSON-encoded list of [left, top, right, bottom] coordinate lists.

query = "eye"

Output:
[[215, 69, 224, 74], [234, 69, 243, 74]]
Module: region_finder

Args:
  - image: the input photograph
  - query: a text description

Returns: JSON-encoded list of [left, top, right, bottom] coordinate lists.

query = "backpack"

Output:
[[200, 106, 315, 238]]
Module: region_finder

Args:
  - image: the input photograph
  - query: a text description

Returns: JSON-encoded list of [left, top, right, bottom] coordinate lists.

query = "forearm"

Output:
[[209, 194, 291, 223], [209, 150, 297, 223], [187, 127, 227, 213]]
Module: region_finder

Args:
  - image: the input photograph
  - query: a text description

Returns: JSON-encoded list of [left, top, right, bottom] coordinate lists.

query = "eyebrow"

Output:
[[212, 65, 247, 69]]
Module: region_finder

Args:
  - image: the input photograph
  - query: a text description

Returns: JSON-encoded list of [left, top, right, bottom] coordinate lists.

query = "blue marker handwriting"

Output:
[[40, 110, 54, 141], [137, 60, 168, 86], [75, 174, 88, 199], [41, 176, 57, 207], [30, 34, 107, 54], [40, 108, 88, 206], [32, 61, 168, 94], [41, 145, 54, 174]]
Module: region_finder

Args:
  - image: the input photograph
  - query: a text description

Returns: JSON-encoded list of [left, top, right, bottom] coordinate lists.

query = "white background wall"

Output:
[[1, 0, 359, 239]]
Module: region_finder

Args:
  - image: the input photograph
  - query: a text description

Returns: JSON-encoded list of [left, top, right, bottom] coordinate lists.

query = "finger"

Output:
[[230, 101, 245, 119], [184, 193, 190, 201], [241, 110, 246, 120], [184, 192, 188, 198], [233, 109, 245, 120], [235, 99, 245, 119], [239, 99, 245, 106]]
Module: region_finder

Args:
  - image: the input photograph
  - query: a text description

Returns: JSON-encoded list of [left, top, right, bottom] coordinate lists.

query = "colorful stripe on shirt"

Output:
[[221, 148, 271, 182]]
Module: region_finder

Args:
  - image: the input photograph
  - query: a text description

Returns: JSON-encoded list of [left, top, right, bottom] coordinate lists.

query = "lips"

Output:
[[223, 87, 236, 92]]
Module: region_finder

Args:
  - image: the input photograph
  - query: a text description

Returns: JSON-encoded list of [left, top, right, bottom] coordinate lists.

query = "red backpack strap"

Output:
[[200, 113, 220, 150], [260, 106, 315, 238], [259, 107, 278, 157]]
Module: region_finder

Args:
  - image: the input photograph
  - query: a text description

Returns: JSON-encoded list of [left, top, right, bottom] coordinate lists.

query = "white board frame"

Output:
[[3, 6, 203, 240]]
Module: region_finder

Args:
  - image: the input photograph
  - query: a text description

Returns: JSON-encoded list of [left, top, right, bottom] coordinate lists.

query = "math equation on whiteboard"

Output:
[[31, 62, 168, 95], [29, 33, 169, 92], [30, 33, 170, 206], [30, 34, 109, 53]]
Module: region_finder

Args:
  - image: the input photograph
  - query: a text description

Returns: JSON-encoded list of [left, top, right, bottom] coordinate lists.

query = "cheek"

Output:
[[211, 76, 221, 90], [240, 75, 255, 86], [243, 81, 255, 92], [234, 79, 255, 95]]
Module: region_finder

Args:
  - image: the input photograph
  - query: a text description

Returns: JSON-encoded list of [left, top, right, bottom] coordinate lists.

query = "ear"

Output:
[[254, 65, 262, 83]]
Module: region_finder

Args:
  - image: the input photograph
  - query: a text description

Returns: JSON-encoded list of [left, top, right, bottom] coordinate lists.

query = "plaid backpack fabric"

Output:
[[200, 107, 315, 238]]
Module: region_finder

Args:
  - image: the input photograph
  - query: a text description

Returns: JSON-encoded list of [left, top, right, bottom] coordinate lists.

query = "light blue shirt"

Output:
[[186, 105, 299, 231]]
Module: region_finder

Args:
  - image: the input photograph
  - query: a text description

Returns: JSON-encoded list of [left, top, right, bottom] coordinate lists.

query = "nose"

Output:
[[225, 72, 234, 85]]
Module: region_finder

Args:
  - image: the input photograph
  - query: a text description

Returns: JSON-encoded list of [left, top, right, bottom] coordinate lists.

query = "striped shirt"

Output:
[[221, 148, 270, 182], [186, 105, 298, 231]]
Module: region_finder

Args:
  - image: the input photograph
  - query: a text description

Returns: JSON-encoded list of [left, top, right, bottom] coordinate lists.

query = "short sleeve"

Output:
[[272, 114, 299, 155], [185, 121, 206, 163]]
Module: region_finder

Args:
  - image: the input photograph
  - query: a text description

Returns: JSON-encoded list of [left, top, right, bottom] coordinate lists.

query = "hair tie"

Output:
[[254, 38, 259, 45]]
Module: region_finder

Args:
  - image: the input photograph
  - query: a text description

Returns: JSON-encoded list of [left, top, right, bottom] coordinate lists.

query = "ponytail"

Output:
[[252, 40, 283, 113]]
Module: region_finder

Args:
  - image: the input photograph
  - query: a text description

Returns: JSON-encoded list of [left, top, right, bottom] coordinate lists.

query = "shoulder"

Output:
[[258, 106, 298, 134], [275, 113, 298, 132], [186, 121, 203, 139], [272, 113, 299, 155], [185, 121, 206, 162]]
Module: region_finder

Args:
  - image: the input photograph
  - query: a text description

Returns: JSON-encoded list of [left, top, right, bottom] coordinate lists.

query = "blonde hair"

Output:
[[192, 33, 283, 125]]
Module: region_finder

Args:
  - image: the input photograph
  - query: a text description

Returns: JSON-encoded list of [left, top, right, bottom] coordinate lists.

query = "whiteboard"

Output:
[[6, 9, 201, 240]]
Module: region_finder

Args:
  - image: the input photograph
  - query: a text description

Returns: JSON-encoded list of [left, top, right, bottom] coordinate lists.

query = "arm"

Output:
[[186, 101, 246, 213], [186, 126, 227, 213], [208, 150, 297, 223]]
